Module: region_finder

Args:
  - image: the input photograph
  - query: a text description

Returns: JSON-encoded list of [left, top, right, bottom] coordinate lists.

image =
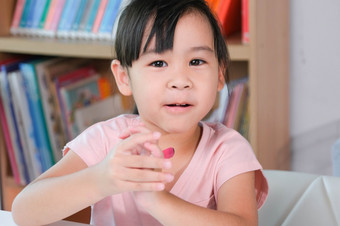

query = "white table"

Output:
[[0, 210, 91, 225]]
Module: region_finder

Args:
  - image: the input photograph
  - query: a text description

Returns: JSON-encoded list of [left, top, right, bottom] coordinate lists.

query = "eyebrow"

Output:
[[141, 45, 214, 56]]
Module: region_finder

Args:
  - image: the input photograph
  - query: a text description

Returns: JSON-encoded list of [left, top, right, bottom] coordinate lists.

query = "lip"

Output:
[[163, 103, 194, 113]]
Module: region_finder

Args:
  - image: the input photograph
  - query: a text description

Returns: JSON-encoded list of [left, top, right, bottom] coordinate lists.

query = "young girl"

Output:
[[12, 0, 268, 225]]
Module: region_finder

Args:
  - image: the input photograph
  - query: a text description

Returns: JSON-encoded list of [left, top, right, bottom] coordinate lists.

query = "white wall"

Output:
[[290, 0, 340, 137], [290, 0, 340, 175]]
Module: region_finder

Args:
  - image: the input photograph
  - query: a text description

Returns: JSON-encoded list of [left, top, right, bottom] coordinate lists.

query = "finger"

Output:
[[117, 154, 172, 170], [119, 131, 161, 154], [117, 167, 174, 183], [119, 180, 166, 192], [118, 125, 149, 139]]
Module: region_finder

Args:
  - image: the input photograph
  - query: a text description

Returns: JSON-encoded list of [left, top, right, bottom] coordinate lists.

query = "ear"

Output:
[[111, 59, 132, 96], [217, 67, 226, 91]]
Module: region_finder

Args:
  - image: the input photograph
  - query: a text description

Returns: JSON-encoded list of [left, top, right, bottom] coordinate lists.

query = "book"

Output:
[[75, 94, 127, 133], [76, 0, 95, 39], [242, 0, 249, 43], [82, 0, 101, 39], [23, 0, 37, 35], [69, 0, 88, 39], [0, 59, 32, 185], [20, 59, 55, 172], [36, 0, 52, 36], [91, 0, 108, 37], [59, 75, 101, 138], [57, 0, 82, 38], [216, 0, 241, 37], [205, 83, 229, 123], [45, 0, 66, 37], [10, 0, 26, 35], [98, 0, 122, 40], [40, 58, 90, 144], [30, 0, 48, 36], [35, 58, 65, 162], [223, 78, 248, 131], [18, 0, 33, 35], [8, 71, 43, 182]]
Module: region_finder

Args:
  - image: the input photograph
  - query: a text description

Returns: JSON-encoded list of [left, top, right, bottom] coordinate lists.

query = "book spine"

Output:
[[77, 0, 95, 39], [98, 0, 120, 40], [8, 72, 42, 182], [69, 0, 88, 39], [10, 0, 26, 35], [30, 0, 48, 36], [37, 0, 52, 36], [18, 0, 32, 35], [91, 0, 108, 38], [0, 77, 22, 185], [59, 0, 83, 39], [20, 62, 55, 172], [242, 0, 249, 43], [83, 0, 101, 39], [24, 0, 37, 35], [47, 0, 66, 37], [43, 0, 58, 36]]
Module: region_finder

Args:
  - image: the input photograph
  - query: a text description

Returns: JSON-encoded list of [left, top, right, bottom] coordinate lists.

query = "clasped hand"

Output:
[[93, 125, 174, 201]]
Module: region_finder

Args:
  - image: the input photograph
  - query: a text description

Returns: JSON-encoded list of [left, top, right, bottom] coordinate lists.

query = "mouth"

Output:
[[166, 103, 192, 107]]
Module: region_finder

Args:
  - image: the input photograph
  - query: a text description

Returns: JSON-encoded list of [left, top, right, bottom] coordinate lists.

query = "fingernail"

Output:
[[165, 174, 174, 182], [153, 132, 161, 139], [162, 147, 175, 159]]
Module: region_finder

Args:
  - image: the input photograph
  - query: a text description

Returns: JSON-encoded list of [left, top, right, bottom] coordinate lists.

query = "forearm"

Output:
[[143, 192, 255, 226], [12, 166, 103, 226]]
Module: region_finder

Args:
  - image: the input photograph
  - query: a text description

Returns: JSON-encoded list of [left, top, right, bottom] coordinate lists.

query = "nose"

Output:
[[167, 70, 192, 90]]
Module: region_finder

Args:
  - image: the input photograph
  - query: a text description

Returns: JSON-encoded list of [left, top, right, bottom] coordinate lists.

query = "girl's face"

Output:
[[115, 12, 225, 135]]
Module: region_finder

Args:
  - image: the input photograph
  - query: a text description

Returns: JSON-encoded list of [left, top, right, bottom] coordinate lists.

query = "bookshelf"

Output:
[[0, 0, 290, 223]]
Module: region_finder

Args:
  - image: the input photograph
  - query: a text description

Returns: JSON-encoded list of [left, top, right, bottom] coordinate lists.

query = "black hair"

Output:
[[114, 0, 230, 83]]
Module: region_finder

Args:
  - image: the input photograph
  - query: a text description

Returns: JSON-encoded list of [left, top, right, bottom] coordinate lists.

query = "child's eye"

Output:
[[150, 61, 167, 67], [190, 59, 205, 66]]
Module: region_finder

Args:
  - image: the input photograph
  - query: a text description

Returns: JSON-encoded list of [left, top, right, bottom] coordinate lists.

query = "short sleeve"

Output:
[[215, 131, 268, 209]]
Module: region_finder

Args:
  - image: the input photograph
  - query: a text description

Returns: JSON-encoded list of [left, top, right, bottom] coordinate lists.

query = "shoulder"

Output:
[[201, 121, 252, 152]]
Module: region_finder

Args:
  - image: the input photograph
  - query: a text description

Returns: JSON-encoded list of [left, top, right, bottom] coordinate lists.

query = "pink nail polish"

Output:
[[162, 147, 175, 159]]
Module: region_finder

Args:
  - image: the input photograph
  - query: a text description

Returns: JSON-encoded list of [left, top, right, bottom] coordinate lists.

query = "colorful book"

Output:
[[91, 0, 108, 37], [20, 59, 55, 172], [242, 0, 249, 43], [82, 0, 101, 39], [69, 0, 88, 39], [57, 0, 82, 38], [205, 84, 229, 123], [8, 71, 43, 182], [18, 0, 33, 35], [54, 66, 97, 139], [75, 94, 126, 133], [30, 0, 48, 35], [42, 0, 60, 36], [0, 59, 32, 185], [217, 0, 241, 37], [45, 0, 66, 37], [39, 58, 90, 145], [10, 0, 26, 35], [23, 0, 37, 35], [35, 58, 65, 162], [76, 0, 95, 39], [36, 0, 52, 36], [60, 75, 101, 138], [98, 0, 122, 40]]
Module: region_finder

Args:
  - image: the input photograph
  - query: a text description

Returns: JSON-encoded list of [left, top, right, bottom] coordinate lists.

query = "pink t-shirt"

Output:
[[65, 114, 268, 226]]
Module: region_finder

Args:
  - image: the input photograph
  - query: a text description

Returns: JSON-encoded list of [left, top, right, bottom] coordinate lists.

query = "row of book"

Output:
[[10, 0, 128, 40], [206, 77, 250, 139], [0, 57, 133, 185], [10, 0, 249, 43]]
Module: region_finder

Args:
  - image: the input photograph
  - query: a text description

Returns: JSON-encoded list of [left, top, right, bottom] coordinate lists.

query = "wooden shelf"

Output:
[[0, 34, 250, 61]]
